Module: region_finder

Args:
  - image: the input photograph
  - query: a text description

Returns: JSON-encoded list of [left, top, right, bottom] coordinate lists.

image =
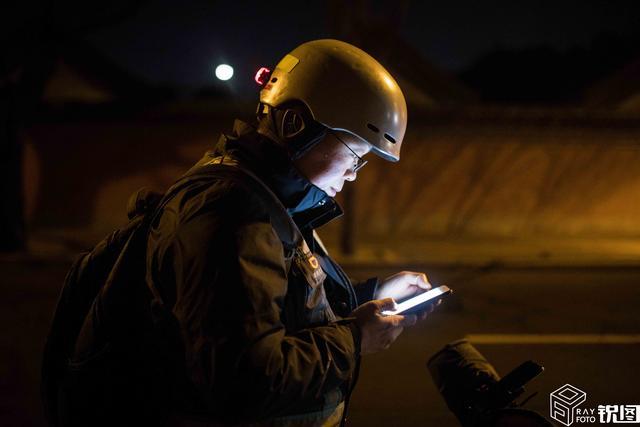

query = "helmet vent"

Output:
[[367, 123, 380, 133], [384, 133, 396, 144]]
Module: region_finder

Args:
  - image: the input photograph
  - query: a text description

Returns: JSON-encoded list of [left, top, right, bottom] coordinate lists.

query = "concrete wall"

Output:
[[24, 115, 236, 246], [23, 110, 640, 264], [348, 125, 640, 239]]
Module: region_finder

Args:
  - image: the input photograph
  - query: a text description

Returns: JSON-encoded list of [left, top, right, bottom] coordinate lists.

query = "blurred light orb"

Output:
[[215, 64, 234, 81]]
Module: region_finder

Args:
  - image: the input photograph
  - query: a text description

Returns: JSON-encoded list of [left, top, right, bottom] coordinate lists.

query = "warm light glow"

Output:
[[382, 73, 396, 90], [255, 67, 271, 85], [215, 64, 234, 81]]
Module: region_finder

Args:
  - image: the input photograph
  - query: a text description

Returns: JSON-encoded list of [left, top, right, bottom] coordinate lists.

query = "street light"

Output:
[[215, 64, 234, 81]]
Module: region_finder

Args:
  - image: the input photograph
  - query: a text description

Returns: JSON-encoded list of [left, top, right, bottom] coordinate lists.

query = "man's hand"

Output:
[[376, 271, 432, 302], [351, 298, 416, 355]]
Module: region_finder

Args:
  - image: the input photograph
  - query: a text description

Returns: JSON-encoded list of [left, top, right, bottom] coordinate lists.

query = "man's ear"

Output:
[[281, 108, 306, 139]]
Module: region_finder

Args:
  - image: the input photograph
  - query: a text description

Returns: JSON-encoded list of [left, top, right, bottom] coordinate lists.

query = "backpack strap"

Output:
[[148, 156, 302, 249], [199, 156, 302, 249], [141, 157, 303, 305]]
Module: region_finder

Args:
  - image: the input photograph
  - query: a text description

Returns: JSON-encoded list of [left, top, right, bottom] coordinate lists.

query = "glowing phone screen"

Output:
[[381, 285, 451, 316]]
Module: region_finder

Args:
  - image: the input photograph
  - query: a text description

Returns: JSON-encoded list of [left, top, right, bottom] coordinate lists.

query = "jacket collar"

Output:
[[212, 120, 343, 231]]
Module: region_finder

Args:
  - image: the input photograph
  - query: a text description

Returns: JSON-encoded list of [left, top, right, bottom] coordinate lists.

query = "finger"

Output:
[[382, 314, 405, 327], [389, 326, 405, 342], [414, 302, 436, 319], [399, 314, 417, 327], [383, 314, 414, 332], [426, 299, 442, 312], [425, 302, 436, 314], [376, 298, 397, 312], [384, 314, 416, 328], [405, 272, 431, 290]]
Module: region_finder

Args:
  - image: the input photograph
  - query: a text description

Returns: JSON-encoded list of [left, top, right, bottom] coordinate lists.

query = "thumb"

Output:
[[415, 273, 432, 290], [376, 298, 397, 312]]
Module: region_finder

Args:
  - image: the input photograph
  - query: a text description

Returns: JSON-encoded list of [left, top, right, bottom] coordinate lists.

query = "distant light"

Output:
[[215, 64, 234, 81], [255, 67, 271, 86]]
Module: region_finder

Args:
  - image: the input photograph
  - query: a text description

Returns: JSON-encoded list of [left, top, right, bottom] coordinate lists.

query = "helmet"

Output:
[[260, 39, 407, 162]]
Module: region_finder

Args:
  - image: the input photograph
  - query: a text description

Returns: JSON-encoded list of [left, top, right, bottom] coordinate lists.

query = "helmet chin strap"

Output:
[[257, 103, 328, 160]]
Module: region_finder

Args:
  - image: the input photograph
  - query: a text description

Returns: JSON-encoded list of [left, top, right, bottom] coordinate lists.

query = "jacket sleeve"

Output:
[[151, 181, 358, 422], [352, 277, 379, 305]]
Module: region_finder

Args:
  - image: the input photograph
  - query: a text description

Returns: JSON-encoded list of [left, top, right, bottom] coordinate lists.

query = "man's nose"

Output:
[[344, 168, 357, 181]]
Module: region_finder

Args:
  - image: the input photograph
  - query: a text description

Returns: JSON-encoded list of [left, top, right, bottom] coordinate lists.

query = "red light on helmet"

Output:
[[255, 67, 271, 86]]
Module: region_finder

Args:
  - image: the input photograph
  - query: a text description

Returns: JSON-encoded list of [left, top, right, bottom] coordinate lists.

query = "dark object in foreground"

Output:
[[428, 339, 551, 427]]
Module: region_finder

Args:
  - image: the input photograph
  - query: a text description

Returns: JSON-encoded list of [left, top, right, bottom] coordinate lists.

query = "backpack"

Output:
[[41, 160, 301, 426]]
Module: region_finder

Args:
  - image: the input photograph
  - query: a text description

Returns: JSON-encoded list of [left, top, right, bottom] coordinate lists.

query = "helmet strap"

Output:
[[257, 103, 327, 160]]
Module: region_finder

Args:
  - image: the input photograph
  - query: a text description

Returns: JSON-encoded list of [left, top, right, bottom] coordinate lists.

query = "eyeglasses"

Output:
[[329, 131, 368, 173]]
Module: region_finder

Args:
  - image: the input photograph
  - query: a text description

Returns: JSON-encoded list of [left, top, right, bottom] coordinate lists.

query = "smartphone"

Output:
[[381, 285, 452, 316]]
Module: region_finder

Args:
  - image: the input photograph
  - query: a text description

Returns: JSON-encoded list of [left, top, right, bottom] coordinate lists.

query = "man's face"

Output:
[[293, 131, 371, 197]]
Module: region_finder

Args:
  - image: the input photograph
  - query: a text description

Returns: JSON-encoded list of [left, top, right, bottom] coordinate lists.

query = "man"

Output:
[[140, 39, 440, 426], [45, 39, 433, 427], [153, 39, 439, 425]]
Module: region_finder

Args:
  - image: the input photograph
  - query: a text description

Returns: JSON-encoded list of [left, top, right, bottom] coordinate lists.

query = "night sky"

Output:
[[4, 0, 640, 102], [78, 1, 640, 98]]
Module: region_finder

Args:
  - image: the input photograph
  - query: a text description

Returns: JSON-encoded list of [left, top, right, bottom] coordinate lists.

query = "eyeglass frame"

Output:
[[328, 130, 368, 173]]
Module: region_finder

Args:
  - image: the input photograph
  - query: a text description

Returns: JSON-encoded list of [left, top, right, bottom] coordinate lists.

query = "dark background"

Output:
[[2, 1, 640, 426]]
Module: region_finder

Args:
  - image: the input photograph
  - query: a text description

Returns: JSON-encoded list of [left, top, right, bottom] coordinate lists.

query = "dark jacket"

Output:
[[146, 120, 378, 425]]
